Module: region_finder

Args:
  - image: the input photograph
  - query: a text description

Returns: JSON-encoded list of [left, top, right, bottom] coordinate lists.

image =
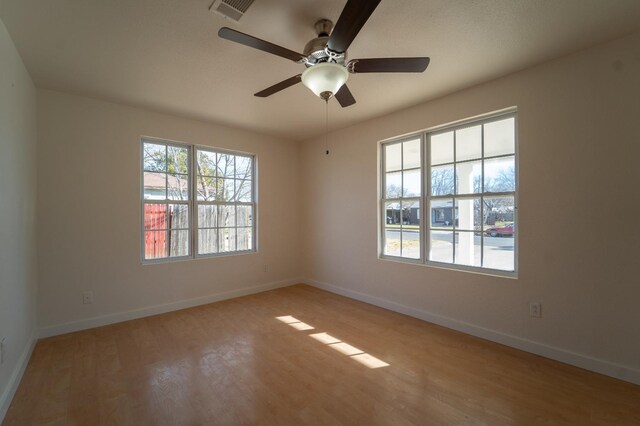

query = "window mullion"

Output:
[[452, 129, 457, 264], [191, 146, 196, 258], [422, 133, 427, 263], [480, 123, 485, 267]]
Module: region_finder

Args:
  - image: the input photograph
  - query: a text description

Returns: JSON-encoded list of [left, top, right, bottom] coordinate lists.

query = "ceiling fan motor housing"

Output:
[[303, 19, 347, 67]]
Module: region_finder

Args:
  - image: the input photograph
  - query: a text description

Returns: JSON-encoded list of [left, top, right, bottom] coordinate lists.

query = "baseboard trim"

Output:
[[0, 331, 37, 423], [39, 278, 300, 338], [304, 279, 640, 386]]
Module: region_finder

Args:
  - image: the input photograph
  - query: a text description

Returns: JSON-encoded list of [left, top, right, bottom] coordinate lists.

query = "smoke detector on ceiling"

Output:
[[209, 0, 256, 22]]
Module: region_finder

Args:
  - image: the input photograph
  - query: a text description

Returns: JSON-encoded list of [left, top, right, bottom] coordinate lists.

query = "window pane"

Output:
[[430, 165, 454, 196], [235, 156, 252, 179], [236, 180, 252, 202], [144, 231, 167, 259], [383, 228, 401, 257], [482, 195, 515, 269], [403, 169, 421, 197], [429, 231, 453, 263], [198, 205, 218, 229], [402, 230, 420, 259], [482, 196, 515, 233], [385, 171, 402, 199], [430, 131, 453, 165], [169, 204, 189, 230], [454, 231, 481, 267], [401, 200, 420, 226], [217, 154, 234, 178], [385, 143, 401, 172], [144, 204, 168, 230], [220, 205, 236, 227], [237, 205, 252, 227], [197, 151, 217, 176], [143, 143, 166, 172], [484, 156, 515, 193], [429, 199, 454, 229], [484, 232, 515, 271], [144, 172, 166, 200], [227, 228, 237, 252], [384, 201, 401, 226], [456, 160, 482, 194], [198, 228, 218, 255], [196, 176, 217, 201], [167, 174, 189, 200], [219, 228, 236, 252], [455, 197, 481, 231], [456, 125, 481, 161], [403, 139, 421, 169], [220, 178, 235, 201], [237, 227, 252, 251], [401, 200, 420, 259], [167, 146, 188, 174], [169, 230, 189, 257], [484, 117, 515, 157]]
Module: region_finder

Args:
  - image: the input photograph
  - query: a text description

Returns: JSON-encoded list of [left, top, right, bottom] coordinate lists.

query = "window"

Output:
[[381, 137, 422, 259], [142, 138, 255, 262], [380, 112, 517, 274], [195, 147, 254, 255]]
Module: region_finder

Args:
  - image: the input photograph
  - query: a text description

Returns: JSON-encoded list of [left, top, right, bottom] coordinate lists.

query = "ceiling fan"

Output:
[[218, 0, 430, 107]]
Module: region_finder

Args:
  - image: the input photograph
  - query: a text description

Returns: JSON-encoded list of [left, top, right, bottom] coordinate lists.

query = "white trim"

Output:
[[39, 278, 300, 338], [0, 331, 37, 423], [304, 279, 640, 386]]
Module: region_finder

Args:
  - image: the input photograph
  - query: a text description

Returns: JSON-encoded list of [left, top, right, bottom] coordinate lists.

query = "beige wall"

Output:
[[0, 19, 38, 416], [301, 32, 640, 381], [36, 90, 302, 332]]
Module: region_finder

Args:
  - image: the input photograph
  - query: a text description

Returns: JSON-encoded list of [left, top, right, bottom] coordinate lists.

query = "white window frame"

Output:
[[379, 110, 518, 277], [193, 145, 257, 259], [379, 134, 425, 263], [141, 137, 257, 264]]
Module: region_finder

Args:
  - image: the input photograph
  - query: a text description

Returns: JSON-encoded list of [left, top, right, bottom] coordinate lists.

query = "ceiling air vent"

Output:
[[209, 0, 256, 22]]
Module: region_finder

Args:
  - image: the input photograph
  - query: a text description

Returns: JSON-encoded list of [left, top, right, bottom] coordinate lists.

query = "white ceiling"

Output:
[[2, 0, 640, 141]]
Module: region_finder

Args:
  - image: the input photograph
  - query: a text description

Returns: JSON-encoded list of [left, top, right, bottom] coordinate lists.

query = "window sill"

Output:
[[142, 249, 257, 265], [378, 255, 518, 279]]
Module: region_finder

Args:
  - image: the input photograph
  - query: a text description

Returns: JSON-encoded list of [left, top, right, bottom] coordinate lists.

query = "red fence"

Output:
[[144, 204, 167, 258]]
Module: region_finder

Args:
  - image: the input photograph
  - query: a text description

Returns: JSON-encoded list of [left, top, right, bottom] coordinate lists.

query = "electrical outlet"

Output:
[[1, 338, 5, 364], [82, 291, 94, 304], [262, 264, 269, 273], [529, 302, 542, 318]]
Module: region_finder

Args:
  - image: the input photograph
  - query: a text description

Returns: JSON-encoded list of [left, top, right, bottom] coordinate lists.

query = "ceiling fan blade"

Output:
[[254, 75, 302, 97], [327, 0, 381, 53], [218, 27, 305, 63], [348, 57, 430, 73], [335, 84, 356, 107]]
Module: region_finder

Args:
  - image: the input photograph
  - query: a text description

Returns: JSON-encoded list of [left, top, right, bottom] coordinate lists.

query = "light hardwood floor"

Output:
[[3, 284, 640, 425]]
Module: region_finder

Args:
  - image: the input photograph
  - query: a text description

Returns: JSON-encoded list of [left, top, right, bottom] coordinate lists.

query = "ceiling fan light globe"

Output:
[[301, 62, 349, 99]]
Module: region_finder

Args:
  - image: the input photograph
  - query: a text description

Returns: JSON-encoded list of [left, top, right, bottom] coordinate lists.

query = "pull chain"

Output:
[[325, 99, 329, 155]]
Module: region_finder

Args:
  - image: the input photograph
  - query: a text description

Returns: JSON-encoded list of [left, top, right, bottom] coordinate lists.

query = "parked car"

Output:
[[485, 223, 514, 237]]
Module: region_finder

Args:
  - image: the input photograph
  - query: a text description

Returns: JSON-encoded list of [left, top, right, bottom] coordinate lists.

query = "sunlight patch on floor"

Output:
[[309, 332, 341, 345], [327, 342, 362, 356], [276, 315, 299, 324], [276, 315, 315, 330], [276, 316, 389, 369]]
